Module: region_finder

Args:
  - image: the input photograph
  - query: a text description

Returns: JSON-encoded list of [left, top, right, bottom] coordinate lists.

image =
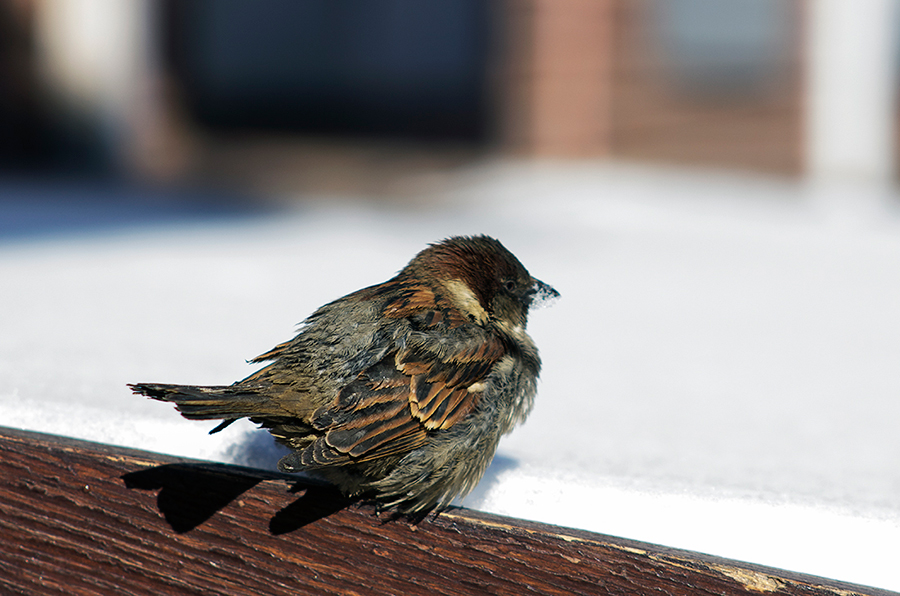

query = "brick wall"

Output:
[[498, 0, 805, 175]]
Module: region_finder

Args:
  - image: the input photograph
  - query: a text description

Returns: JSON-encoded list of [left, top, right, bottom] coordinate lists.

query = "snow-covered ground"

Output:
[[2, 161, 899, 590]]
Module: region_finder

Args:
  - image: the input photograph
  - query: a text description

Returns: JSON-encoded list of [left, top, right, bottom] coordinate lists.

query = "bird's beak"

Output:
[[529, 278, 560, 310]]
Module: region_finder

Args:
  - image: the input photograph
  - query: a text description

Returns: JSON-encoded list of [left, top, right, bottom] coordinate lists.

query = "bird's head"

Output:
[[407, 235, 559, 330]]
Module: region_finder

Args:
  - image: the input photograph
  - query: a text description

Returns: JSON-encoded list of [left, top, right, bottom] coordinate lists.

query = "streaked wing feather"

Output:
[[301, 312, 507, 465], [399, 333, 506, 430], [249, 340, 292, 363]]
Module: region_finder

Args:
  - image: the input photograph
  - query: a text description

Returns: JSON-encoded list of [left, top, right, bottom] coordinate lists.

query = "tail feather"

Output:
[[129, 382, 270, 422]]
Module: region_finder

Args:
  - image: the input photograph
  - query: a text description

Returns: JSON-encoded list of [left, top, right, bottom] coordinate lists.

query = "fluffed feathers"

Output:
[[131, 235, 557, 514]]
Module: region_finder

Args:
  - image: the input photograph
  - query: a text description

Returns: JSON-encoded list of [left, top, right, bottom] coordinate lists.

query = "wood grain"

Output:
[[0, 426, 893, 596]]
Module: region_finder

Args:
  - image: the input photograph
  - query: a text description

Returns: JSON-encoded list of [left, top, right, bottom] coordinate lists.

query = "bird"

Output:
[[130, 235, 558, 515]]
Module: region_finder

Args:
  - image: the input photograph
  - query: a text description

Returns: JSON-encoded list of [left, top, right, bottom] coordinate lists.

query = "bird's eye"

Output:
[[503, 280, 516, 292]]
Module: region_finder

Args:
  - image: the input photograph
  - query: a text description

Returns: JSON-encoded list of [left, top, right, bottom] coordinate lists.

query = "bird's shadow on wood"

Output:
[[268, 481, 356, 535], [122, 463, 354, 534]]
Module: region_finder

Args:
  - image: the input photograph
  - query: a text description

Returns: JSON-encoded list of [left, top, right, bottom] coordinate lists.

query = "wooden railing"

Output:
[[0, 426, 892, 596]]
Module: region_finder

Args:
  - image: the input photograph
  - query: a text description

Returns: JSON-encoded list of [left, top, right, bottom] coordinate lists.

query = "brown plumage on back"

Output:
[[131, 235, 558, 514]]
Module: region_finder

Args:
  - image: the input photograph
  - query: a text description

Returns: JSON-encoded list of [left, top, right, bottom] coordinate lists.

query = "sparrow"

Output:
[[130, 235, 558, 514]]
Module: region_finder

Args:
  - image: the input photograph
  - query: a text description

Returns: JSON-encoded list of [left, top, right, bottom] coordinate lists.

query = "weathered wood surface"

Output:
[[0, 426, 893, 596]]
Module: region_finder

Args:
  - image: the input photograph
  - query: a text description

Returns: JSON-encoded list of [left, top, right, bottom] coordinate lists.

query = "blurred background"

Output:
[[0, 0, 852, 189], [0, 0, 896, 188], [2, 0, 900, 589]]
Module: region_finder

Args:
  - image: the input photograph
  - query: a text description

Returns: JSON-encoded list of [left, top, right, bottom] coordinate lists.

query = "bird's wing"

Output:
[[299, 324, 507, 467], [397, 335, 506, 430]]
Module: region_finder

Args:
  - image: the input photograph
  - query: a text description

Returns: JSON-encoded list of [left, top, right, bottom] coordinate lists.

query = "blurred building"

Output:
[[502, 0, 803, 174], [0, 0, 896, 190]]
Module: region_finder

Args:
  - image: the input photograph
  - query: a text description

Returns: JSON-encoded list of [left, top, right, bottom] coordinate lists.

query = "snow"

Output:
[[2, 161, 899, 590]]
